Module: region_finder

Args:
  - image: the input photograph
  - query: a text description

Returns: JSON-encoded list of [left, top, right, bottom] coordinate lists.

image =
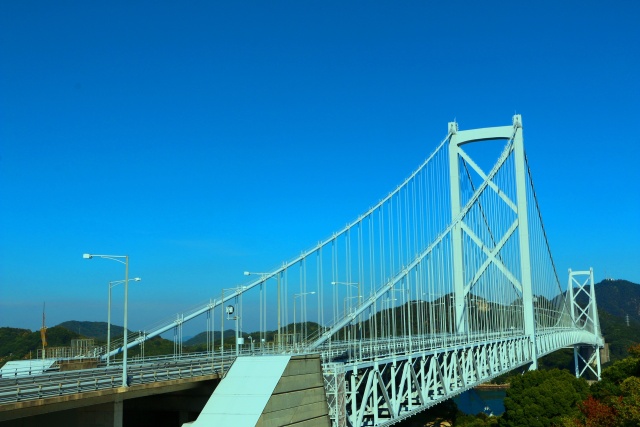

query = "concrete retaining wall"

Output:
[[256, 355, 330, 427]]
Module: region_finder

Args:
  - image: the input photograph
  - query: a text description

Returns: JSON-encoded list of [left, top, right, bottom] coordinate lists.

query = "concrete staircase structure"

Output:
[[185, 354, 330, 427]]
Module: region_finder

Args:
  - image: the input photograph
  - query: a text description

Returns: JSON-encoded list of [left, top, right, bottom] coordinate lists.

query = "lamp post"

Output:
[[424, 292, 443, 340], [331, 281, 359, 301], [331, 280, 359, 318], [331, 282, 361, 310], [381, 298, 397, 338], [293, 292, 316, 348], [332, 282, 361, 344], [342, 295, 361, 346], [107, 278, 141, 367], [84, 253, 130, 388], [225, 304, 240, 356], [343, 295, 360, 316], [245, 271, 280, 349]]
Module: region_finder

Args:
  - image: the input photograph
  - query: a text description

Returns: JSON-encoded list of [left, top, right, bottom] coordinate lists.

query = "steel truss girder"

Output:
[[323, 328, 600, 427], [337, 337, 533, 427], [324, 363, 348, 427], [535, 329, 599, 357]]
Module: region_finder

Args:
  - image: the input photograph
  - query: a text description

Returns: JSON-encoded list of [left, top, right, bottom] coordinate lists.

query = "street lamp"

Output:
[[245, 270, 281, 349], [332, 282, 361, 343], [221, 285, 248, 357], [107, 277, 141, 367], [331, 281, 361, 306], [331, 281, 358, 290], [84, 253, 131, 388], [343, 295, 360, 316], [293, 292, 316, 348], [381, 298, 397, 338], [225, 303, 240, 356]]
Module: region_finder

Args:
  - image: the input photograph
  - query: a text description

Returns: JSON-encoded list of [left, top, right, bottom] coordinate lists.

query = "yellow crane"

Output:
[[40, 302, 47, 359]]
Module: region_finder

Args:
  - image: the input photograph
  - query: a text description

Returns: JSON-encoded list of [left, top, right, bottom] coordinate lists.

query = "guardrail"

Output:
[[0, 353, 235, 405]]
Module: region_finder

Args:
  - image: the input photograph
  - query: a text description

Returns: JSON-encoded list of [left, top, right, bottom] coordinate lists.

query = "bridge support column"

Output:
[[113, 400, 123, 427], [512, 115, 538, 370], [448, 121, 468, 335], [178, 410, 190, 426], [74, 400, 122, 427], [574, 345, 602, 380]]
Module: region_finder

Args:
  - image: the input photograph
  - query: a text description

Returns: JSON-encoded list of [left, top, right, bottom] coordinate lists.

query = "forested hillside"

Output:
[[58, 320, 125, 341], [587, 279, 640, 322], [0, 326, 80, 366]]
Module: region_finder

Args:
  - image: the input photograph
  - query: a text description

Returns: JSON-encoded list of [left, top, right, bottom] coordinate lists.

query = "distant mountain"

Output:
[[589, 280, 640, 323], [598, 309, 640, 361], [57, 321, 126, 341], [184, 329, 238, 346]]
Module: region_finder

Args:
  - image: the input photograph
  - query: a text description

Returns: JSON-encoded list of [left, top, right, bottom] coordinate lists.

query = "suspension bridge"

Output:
[[1, 115, 603, 427]]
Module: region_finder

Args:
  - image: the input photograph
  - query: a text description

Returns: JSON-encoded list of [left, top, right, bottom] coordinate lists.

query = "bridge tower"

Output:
[[568, 268, 603, 380], [448, 114, 538, 368]]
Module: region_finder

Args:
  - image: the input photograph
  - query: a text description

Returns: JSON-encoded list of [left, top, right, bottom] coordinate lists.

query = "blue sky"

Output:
[[1, 1, 638, 332]]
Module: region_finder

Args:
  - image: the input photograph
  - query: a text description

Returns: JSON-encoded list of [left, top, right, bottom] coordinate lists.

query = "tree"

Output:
[[590, 349, 640, 401], [456, 412, 499, 426], [577, 396, 617, 427], [498, 369, 589, 427], [628, 344, 640, 358], [569, 344, 640, 427], [613, 376, 640, 426]]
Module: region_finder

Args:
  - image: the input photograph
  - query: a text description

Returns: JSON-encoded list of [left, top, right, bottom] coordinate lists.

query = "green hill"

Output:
[[599, 309, 640, 361], [184, 329, 238, 346], [55, 321, 176, 358], [0, 321, 178, 366], [579, 279, 640, 323], [0, 326, 81, 365], [58, 320, 125, 341]]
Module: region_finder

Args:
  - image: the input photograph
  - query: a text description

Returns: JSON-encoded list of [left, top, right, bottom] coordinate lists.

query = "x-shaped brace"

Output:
[[461, 218, 522, 295]]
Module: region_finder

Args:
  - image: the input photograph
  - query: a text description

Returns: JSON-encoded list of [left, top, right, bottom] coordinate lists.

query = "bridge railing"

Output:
[[0, 352, 236, 405]]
